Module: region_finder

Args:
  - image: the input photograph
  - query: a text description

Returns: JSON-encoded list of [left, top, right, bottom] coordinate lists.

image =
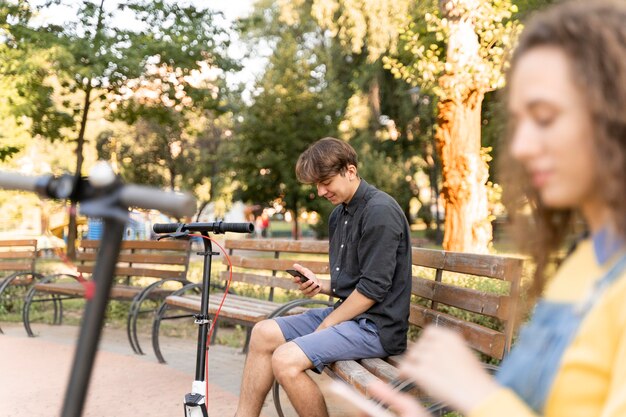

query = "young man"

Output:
[[235, 137, 412, 417]]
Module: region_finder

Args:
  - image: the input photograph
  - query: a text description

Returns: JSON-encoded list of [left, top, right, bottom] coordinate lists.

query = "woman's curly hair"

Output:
[[500, 0, 626, 301]]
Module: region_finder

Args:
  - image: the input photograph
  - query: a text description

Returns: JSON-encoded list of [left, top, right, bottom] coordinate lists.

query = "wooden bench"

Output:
[[22, 239, 191, 354], [151, 238, 333, 363], [272, 247, 525, 416], [0, 239, 42, 333]]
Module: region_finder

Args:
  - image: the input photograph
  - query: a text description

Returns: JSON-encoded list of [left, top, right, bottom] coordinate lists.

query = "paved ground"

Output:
[[0, 323, 357, 417]]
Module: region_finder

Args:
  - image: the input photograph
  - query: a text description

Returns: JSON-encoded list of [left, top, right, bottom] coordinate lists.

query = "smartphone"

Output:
[[286, 269, 310, 282], [286, 269, 320, 289], [328, 381, 397, 417]]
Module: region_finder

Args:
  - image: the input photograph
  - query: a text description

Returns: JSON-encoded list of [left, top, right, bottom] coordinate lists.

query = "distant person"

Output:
[[254, 215, 265, 238], [364, 1, 626, 417], [260, 211, 270, 238], [234, 137, 412, 417]]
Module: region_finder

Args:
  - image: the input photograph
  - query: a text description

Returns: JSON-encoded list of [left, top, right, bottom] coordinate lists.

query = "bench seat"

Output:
[[272, 246, 525, 416], [151, 238, 332, 363], [0, 239, 41, 334], [22, 239, 191, 355]]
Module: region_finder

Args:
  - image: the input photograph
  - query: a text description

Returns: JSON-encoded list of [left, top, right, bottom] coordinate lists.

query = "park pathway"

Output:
[[0, 323, 356, 417]]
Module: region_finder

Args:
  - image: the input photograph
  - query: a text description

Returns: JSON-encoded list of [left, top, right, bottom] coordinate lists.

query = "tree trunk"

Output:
[[67, 0, 105, 259], [436, 92, 491, 253], [67, 81, 93, 259], [436, 0, 492, 253], [288, 195, 299, 240], [292, 210, 299, 241]]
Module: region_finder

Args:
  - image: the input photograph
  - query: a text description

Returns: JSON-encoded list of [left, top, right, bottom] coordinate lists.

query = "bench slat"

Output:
[[34, 282, 175, 300], [219, 271, 331, 292], [225, 271, 298, 290], [327, 361, 382, 395], [0, 239, 38, 247], [412, 247, 523, 281], [80, 240, 190, 250], [0, 251, 37, 259], [358, 358, 399, 383], [409, 304, 506, 359], [225, 239, 329, 254], [0, 261, 35, 271], [77, 252, 189, 265], [412, 276, 510, 320], [76, 266, 186, 280], [165, 294, 306, 324], [227, 255, 329, 274]]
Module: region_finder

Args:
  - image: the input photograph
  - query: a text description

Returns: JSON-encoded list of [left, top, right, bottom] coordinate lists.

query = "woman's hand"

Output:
[[366, 380, 430, 417], [292, 263, 323, 297], [398, 326, 500, 415]]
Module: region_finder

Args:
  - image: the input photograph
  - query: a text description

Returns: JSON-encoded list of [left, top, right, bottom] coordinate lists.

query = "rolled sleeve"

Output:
[[355, 204, 403, 302]]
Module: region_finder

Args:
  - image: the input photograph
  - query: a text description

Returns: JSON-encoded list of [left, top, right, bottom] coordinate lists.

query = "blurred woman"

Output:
[[367, 1, 626, 416]]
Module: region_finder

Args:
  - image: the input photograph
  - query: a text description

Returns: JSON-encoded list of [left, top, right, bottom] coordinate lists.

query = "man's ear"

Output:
[[346, 164, 358, 181]]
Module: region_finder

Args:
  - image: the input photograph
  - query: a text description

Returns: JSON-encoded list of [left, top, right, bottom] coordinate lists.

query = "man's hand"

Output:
[[292, 263, 325, 297], [315, 289, 375, 332]]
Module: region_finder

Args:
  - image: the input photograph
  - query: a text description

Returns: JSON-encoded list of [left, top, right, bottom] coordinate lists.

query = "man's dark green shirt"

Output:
[[328, 179, 412, 355]]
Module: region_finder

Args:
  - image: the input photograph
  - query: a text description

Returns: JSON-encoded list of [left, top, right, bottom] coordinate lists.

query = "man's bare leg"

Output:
[[235, 320, 286, 417], [272, 342, 329, 417]]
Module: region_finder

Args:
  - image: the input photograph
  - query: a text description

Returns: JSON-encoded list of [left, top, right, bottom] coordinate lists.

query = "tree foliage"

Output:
[[3, 0, 236, 254], [0, 0, 73, 159], [234, 9, 340, 236], [383, 0, 522, 97]]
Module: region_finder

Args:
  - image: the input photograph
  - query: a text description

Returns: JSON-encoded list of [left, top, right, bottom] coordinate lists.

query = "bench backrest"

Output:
[[410, 247, 524, 360], [77, 240, 191, 282], [221, 239, 330, 300], [0, 239, 38, 273], [221, 239, 524, 360]]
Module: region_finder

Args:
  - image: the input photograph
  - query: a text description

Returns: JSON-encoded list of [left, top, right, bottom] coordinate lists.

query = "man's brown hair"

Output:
[[296, 137, 358, 184]]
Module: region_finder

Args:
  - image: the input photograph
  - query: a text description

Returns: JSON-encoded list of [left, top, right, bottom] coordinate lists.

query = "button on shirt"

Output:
[[328, 179, 412, 355]]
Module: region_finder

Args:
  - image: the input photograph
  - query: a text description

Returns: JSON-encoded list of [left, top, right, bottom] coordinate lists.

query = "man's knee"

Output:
[[249, 319, 285, 353], [272, 342, 312, 384]]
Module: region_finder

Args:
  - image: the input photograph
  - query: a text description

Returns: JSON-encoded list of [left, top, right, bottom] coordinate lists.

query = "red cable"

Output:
[[53, 247, 85, 281], [53, 247, 94, 297], [190, 234, 234, 410]]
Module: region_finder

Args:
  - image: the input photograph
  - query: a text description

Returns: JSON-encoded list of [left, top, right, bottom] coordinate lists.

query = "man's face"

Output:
[[315, 165, 358, 205]]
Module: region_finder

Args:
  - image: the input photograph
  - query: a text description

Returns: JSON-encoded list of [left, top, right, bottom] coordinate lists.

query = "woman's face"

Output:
[[509, 46, 599, 211]]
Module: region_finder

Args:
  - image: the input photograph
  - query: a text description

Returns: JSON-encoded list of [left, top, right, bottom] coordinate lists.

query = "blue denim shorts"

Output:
[[274, 307, 387, 373]]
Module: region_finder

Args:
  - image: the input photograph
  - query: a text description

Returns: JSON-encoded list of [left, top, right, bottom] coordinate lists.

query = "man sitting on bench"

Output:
[[235, 137, 412, 417]]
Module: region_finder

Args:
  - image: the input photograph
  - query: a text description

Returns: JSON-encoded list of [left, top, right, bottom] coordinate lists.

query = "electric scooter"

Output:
[[152, 221, 254, 417], [0, 163, 196, 417]]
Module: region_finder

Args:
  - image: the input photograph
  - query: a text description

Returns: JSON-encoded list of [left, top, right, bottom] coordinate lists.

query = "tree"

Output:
[[385, 0, 521, 253], [0, 1, 73, 160], [301, 0, 522, 252], [234, 20, 339, 238], [17, 0, 233, 257]]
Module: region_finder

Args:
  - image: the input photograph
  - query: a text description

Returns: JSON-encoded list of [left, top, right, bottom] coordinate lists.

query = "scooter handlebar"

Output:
[[0, 170, 196, 218], [153, 222, 255, 234]]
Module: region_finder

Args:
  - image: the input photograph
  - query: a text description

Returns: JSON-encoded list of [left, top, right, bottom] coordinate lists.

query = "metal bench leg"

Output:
[[0, 272, 43, 334], [272, 381, 286, 417], [151, 282, 202, 363], [128, 279, 191, 355], [21, 273, 80, 336], [22, 286, 41, 337], [152, 300, 170, 364], [242, 326, 253, 354]]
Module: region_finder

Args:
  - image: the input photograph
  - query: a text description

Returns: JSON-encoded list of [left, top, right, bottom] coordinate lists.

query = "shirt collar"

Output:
[[592, 227, 624, 265], [342, 179, 368, 216]]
